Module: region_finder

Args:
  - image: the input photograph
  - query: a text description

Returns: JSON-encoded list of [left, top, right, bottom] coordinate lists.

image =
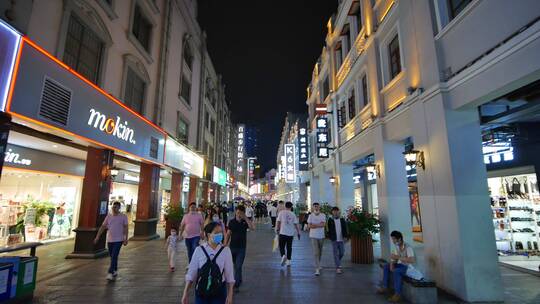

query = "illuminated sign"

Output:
[[483, 143, 514, 164], [248, 158, 256, 186], [315, 104, 328, 114], [182, 176, 190, 192], [316, 115, 330, 159], [123, 173, 140, 182], [284, 144, 296, 183], [237, 124, 245, 173], [298, 121, 309, 171], [6, 38, 166, 163], [0, 19, 21, 111], [164, 138, 204, 178], [213, 166, 227, 187], [4, 148, 31, 166], [88, 109, 136, 144], [317, 147, 329, 158]]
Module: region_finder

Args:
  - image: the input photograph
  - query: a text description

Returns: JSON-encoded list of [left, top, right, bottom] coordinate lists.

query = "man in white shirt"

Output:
[[276, 202, 300, 267], [268, 202, 278, 228], [307, 202, 326, 276], [245, 202, 254, 222]]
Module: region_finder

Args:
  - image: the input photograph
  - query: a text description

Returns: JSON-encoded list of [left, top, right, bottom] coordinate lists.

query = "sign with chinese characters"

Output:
[[298, 121, 309, 171], [284, 144, 296, 183], [236, 124, 245, 173], [248, 158, 256, 186], [165, 138, 204, 178], [316, 115, 330, 159]]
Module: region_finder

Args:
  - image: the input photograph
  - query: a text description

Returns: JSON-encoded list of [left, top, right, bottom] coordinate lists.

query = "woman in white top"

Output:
[[182, 222, 235, 304]]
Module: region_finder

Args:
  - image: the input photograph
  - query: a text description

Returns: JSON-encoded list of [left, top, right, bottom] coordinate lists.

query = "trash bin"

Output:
[[16, 257, 38, 298], [0, 257, 20, 299], [0, 263, 14, 301]]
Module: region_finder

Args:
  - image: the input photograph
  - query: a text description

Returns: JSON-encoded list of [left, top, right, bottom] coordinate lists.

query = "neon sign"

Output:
[[88, 108, 136, 144]]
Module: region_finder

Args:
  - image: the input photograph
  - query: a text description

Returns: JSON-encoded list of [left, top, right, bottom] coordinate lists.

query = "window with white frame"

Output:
[[180, 73, 191, 105], [131, 4, 152, 52], [447, 0, 473, 20], [388, 34, 402, 80], [360, 74, 369, 108], [63, 15, 104, 84], [380, 26, 404, 86], [176, 113, 189, 144], [124, 67, 146, 114], [334, 42, 343, 71], [348, 89, 356, 120]]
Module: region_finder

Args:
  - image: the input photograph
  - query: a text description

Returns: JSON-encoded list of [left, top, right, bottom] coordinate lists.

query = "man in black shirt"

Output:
[[225, 205, 254, 292]]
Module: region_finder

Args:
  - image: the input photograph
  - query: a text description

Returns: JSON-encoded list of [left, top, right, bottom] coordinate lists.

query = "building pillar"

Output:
[[320, 170, 336, 205], [188, 176, 199, 205], [67, 147, 113, 259], [373, 125, 412, 259], [0, 113, 11, 180], [166, 171, 183, 237], [201, 181, 209, 204], [338, 163, 355, 211], [131, 162, 160, 241], [310, 175, 320, 205], [410, 97, 503, 301]]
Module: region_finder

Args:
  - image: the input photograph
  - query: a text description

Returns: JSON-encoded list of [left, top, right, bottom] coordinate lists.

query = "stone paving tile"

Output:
[[6, 222, 536, 303]]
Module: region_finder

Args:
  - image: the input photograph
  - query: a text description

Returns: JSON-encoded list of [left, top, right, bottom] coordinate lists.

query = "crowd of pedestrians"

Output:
[[95, 199, 422, 303]]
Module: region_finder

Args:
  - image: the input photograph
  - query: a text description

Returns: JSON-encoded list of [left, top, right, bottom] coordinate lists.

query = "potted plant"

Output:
[[320, 203, 333, 216], [295, 203, 308, 223], [346, 207, 380, 264], [164, 204, 184, 238]]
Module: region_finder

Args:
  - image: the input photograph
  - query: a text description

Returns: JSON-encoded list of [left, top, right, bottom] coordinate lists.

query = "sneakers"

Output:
[[281, 255, 287, 266], [314, 268, 320, 276], [112, 271, 118, 277], [170, 267, 175, 272], [106, 273, 114, 281], [286, 260, 291, 267], [336, 267, 343, 274], [376, 287, 389, 295], [388, 294, 402, 302]]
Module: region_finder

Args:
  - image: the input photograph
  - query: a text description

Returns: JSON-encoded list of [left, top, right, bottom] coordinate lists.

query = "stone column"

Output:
[[338, 163, 355, 211], [410, 97, 503, 301], [166, 171, 183, 237], [373, 125, 412, 259], [188, 176, 199, 205], [131, 163, 160, 241], [67, 147, 113, 259]]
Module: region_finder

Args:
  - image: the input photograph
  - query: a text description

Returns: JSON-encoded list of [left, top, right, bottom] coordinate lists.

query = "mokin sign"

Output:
[[6, 38, 165, 163], [88, 108, 136, 144]]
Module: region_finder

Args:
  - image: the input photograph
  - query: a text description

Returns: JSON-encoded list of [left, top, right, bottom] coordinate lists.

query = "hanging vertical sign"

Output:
[[248, 158, 256, 186], [284, 144, 296, 183], [298, 121, 309, 171], [236, 124, 245, 173], [316, 116, 330, 158]]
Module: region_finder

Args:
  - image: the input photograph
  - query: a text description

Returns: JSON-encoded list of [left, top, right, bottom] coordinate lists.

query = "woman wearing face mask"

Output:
[[205, 210, 225, 233], [182, 222, 235, 304]]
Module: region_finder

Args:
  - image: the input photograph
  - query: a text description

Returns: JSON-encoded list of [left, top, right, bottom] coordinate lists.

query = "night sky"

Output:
[[198, 1, 338, 173]]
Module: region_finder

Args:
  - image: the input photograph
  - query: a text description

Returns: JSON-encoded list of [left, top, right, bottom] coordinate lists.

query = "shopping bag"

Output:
[[272, 235, 279, 252]]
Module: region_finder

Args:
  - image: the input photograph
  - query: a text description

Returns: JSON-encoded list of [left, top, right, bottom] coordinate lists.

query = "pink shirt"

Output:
[[185, 243, 235, 284], [181, 212, 204, 239], [103, 213, 128, 243]]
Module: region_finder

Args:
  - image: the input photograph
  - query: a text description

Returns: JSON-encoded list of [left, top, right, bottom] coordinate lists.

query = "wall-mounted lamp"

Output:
[[403, 150, 425, 170], [110, 168, 119, 177], [366, 163, 380, 178], [407, 86, 425, 95], [329, 176, 336, 183]]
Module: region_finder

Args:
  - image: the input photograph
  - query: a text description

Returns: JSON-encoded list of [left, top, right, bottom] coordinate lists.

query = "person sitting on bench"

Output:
[[376, 230, 423, 303]]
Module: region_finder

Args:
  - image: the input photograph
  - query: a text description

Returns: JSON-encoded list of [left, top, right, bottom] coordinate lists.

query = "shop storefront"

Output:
[[0, 143, 85, 245], [1, 32, 167, 256]]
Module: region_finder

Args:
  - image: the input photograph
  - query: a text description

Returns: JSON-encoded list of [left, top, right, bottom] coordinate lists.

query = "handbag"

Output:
[[406, 264, 424, 281], [512, 178, 522, 197], [272, 235, 279, 253]]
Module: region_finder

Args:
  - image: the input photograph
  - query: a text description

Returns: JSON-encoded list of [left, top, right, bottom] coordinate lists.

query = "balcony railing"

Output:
[[335, 28, 368, 89]]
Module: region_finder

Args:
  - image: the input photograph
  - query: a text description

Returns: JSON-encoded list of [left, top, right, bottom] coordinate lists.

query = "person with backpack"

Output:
[[182, 222, 235, 304], [327, 206, 349, 274]]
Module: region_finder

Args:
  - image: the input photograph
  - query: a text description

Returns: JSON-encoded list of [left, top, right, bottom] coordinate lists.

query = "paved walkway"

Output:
[[5, 222, 539, 303]]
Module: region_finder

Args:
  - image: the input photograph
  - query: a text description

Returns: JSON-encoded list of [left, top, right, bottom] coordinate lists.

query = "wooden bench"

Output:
[[378, 259, 437, 304]]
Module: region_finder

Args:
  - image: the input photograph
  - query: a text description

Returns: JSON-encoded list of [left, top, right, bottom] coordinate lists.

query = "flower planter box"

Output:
[[350, 235, 374, 264]]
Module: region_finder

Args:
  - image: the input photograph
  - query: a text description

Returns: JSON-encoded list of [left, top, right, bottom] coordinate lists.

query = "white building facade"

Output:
[[306, 0, 540, 301]]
